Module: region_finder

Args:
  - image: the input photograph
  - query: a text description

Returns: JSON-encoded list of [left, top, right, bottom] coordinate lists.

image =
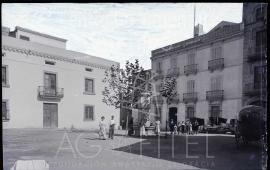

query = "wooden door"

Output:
[[43, 103, 58, 128]]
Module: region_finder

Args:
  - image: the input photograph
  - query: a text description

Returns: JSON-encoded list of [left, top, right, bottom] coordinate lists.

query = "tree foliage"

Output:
[[102, 59, 151, 110], [160, 77, 177, 104]]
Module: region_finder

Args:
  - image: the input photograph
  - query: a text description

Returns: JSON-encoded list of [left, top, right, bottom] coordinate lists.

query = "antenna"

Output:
[[193, 4, 196, 37]]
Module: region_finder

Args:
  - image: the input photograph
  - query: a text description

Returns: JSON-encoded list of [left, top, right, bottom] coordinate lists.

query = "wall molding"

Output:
[[2, 45, 112, 70]]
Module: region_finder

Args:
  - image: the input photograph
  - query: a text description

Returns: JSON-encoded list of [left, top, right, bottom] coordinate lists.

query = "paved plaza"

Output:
[[3, 129, 263, 170]]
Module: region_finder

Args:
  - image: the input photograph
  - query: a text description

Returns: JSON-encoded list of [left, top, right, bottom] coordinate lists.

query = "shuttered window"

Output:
[[170, 58, 177, 68], [84, 105, 94, 121], [2, 66, 7, 85], [187, 53, 195, 65], [187, 80, 195, 92], [2, 100, 9, 121], [85, 78, 94, 93], [211, 46, 222, 60], [211, 76, 223, 90]]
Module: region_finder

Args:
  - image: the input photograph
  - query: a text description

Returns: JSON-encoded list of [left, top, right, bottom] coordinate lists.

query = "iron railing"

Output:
[[184, 64, 198, 75], [38, 86, 64, 99], [166, 67, 180, 77], [206, 90, 224, 101], [208, 58, 224, 71], [183, 92, 198, 103]]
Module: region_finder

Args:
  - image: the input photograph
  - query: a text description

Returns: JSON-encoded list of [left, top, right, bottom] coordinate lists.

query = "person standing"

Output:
[[189, 122, 193, 135], [177, 122, 181, 135], [155, 119, 161, 136], [109, 115, 115, 139], [128, 117, 134, 136], [194, 120, 199, 134], [99, 116, 107, 140], [181, 121, 185, 134]]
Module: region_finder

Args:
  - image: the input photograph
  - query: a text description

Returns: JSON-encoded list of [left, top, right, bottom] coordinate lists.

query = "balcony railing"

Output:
[[166, 67, 180, 78], [206, 90, 224, 101], [38, 86, 64, 100], [208, 58, 224, 71], [184, 64, 198, 75], [168, 94, 180, 104], [183, 92, 198, 103], [243, 82, 266, 96], [247, 46, 267, 62], [153, 70, 164, 80]]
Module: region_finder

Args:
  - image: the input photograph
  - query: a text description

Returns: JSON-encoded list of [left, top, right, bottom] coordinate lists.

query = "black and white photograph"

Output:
[[1, 2, 268, 170]]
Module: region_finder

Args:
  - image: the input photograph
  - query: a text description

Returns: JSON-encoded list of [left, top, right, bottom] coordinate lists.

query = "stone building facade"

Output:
[[242, 3, 267, 108], [150, 21, 244, 129], [2, 26, 120, 129]]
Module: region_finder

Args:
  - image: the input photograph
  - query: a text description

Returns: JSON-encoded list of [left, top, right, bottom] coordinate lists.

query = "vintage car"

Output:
[[235, 105, 266, 148]]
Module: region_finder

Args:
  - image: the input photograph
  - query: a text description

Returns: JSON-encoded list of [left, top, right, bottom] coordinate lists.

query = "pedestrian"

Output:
[[181, 121, 185, 134], [189, 122, 193, 135], [155, 118, 161, 136], [174, 123, 178, 135], [109, 115, 115, 139], [177, 122, 181, 135], [194, 120, 199, 134], [186, 121, 190, 135], [170, 119, 174, 135], [128, 117, 134, 136], [140, 120, 146, 136], [99, 116, 107, 140]]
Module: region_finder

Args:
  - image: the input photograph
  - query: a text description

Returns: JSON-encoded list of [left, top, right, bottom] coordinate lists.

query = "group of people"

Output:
[[98, 115, 115, 140], [169, 119, 199, 135]]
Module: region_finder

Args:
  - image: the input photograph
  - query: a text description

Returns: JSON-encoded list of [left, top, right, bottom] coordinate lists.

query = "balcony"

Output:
[[168, 94, 180, 104], [166, 67, 180, 78], [208, 58, 224, 71], [183, 92, 198, 103], [243, 82, 267, 96], [184, 64, 198, 75], [153, 70, 164, 81], [206, 90, 224, 101], [247, 46, 267, 62], [38, 86, 64, 100]]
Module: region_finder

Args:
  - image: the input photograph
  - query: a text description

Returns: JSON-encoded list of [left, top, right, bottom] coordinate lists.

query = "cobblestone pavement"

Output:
[[3, 129, 263, 170]]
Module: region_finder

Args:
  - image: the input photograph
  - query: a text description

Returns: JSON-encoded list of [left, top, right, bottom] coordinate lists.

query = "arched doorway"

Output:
[[169, 107, 177, 125]]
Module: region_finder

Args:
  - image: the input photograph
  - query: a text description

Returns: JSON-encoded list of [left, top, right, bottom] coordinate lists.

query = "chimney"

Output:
[[194, 24, 204, 37]]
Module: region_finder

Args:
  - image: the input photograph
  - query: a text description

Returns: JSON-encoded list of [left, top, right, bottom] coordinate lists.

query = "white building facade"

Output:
[[150, 22, 244, 130], [2, 26, 120, 129]]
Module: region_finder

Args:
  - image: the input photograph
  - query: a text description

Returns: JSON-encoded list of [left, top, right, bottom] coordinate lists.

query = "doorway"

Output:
[[169, 107, 177, 124], [43, 103, 58, 128]]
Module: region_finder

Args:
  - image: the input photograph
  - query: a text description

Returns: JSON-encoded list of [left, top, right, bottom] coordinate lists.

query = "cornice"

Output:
[[2, 45, 112, 70]]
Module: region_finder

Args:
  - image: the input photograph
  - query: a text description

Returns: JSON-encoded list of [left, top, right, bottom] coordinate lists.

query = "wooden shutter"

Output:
[[2, 66, 6, 84], [89, 106, 94, 120], [187, 80, 195, 92], [187, 53, 195, 65]]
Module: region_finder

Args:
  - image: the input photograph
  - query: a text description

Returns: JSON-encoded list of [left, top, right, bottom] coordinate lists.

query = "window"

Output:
[[84, 105, 94, 121], [256, 6, 265, 20], [187, 53, 195, 65], [2, 66, 9, 87], [19, 35, 30, 41], [157, 62, 162, 72], [186, 106, 195, 119], [209, 105, 221, 125], [2, 100, 9, 121], [210, 76, 223, 91], [256, 30, 267, 48], [187, 80, 195, 93], [170, 58, 177, 68], [254, 65, 267, 89], [211, 46, 222, 60], [84, 78, 94, 94], [2, 52, 6, 57], [85, 68, 93, 72], [45, 61, 55, 65]]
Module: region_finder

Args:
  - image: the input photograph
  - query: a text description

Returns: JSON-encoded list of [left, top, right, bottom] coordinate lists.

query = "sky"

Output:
[[2, 3, 243, 69]]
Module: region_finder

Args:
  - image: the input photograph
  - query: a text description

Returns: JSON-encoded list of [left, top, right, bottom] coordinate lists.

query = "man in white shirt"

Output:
[[109, 115, 115, 139]]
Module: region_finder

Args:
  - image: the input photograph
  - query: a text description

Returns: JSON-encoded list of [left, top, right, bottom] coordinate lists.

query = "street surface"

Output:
[[3, 129, 263, 170]]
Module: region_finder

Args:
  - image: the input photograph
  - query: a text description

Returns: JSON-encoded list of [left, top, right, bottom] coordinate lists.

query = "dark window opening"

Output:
[[19, 35, 30, 41], [256, 6, 265, 20], [45, 61, 55, 65], [85, 68, 93, 72]]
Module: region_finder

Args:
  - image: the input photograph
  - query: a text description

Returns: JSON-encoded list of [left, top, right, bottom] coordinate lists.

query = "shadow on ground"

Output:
[[113, 134, 263, 170]]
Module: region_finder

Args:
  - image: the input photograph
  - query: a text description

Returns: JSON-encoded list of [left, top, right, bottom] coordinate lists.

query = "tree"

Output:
[[159, 77, 177, 137], [102, 59, 151, 131]]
